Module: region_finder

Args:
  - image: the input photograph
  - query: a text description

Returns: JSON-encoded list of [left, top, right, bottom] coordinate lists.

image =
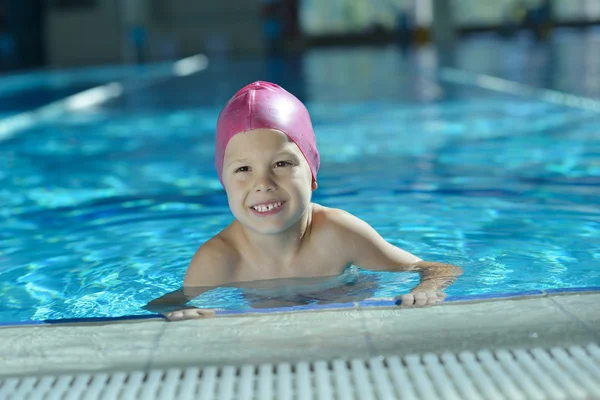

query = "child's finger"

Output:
[[398, 293, 414, 307], [425, 291, 441, 305], [167, 311, 184, 320], [196, 309, 216, 318], [413, 292, 428, 306]]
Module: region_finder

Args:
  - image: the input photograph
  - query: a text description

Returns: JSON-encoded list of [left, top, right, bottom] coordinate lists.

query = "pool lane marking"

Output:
[[0, 54, 209, 143], [440, 67, 600, 113]]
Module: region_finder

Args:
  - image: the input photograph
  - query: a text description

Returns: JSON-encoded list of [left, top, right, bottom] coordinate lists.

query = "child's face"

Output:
[[222, 128, 316, 235]]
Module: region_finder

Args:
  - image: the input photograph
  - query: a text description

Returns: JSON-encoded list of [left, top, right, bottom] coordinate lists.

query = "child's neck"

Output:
[[239, 204, 313, 268]]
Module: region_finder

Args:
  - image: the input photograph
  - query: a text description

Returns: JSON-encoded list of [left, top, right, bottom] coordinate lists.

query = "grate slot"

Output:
[[1, 344, 600, 399], [350, 359, 374, 400], [157, 369, 183, 400], [47, 375, 75, 400], [0, 378, 16, 398], [314, 361, 333, 400], [387, 356, 419, 400], [331, 359, 354, 400], [177, 367, 200, 400], [98, 371, 126, 400], [217, 366, 236, 400], [275, 363, 292, 400], [495, 350, 545, 400], [459, 351, 505, 400], [236, 365, 255, 400], [85, 373, 110, 400], [198, 366, 218, 400], [570, 346, 600, 382], [531, 348, 587, 399], [64, 374, 92, 400], [12, 376, 36, 399], [28, 375, 57, 400], [422, 353, 461, 400], [550, 347, 600, 396], [588, 343, 600, 362], [477, 350, 525, 400], [440, 352, 481, 400], [368, 357, 396, 400], [295, 362, 312, 400], [0, 377, 20, 398], [512, 349, 566, 400], [405, 354, 440, 400], [137, 370, 162, 400], [256, 364, 273, 400], [119, 370, 144, 400]]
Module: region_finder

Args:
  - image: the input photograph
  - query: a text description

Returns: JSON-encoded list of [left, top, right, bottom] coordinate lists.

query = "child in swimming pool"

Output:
[[145, 81, 463, 320]]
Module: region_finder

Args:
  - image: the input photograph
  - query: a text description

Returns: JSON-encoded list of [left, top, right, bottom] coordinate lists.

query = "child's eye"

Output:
[[274, 161, 292, 168], [235, 166, 249, 173]]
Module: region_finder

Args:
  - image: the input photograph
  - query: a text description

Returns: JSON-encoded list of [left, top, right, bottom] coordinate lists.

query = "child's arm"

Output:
[[328, 209, 463, 304], [396, 261, 462, 307], [143, 237, 236, 320], [142, 286, 213, 314], [406, 261, 462, 293]]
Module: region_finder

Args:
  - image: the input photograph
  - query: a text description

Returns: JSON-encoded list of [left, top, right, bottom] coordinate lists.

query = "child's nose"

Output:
[[253, 173, 277, 192]]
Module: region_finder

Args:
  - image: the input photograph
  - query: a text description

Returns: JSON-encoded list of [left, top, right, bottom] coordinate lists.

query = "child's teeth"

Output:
[[254, 202, 281, 212]]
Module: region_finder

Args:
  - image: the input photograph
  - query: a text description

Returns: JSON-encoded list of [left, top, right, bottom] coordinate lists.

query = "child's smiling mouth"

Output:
[[249, 201, 286, 216]]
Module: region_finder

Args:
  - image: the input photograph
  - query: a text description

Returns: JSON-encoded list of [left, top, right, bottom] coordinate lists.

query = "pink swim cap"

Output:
[[215, 81, 320, 186]]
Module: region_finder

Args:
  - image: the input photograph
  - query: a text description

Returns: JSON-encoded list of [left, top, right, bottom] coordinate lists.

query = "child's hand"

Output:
[[397, 291, 447, 308], [163, 308, 216, 321]]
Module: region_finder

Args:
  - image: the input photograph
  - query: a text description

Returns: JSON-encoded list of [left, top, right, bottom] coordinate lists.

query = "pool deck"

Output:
[[1, 292, 599, 379]]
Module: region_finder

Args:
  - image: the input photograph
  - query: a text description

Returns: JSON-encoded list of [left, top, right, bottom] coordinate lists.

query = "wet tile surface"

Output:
[[362, 295, 600, 357], [0, 320, 163, 376], [1, 294, 599, 378], [150, 310, 370, 369]]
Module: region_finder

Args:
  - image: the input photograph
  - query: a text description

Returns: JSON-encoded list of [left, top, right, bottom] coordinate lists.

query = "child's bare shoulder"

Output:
[[311, 203, 389, 248], [184, 230, 239, 287], [309, 204, 366, 246], [310, 203, 420, 270], [311, 203, 361, 231]]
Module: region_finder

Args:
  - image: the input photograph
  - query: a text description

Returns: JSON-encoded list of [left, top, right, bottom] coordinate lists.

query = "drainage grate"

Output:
[[1, 344, 599, 399]]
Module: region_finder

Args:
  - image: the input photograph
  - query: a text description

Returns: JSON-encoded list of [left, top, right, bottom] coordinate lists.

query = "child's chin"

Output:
[[249, 224, 288, 235], [240, 218, 290, 234]]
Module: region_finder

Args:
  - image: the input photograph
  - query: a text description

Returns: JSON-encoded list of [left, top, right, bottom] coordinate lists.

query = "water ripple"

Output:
[[1, 97, 599, 322]]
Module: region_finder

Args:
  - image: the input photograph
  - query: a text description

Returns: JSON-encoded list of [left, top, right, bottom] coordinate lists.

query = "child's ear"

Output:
[[312, 179, 318, 191]]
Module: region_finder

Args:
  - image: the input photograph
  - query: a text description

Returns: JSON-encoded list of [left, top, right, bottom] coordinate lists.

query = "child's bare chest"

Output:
[[232, 242, 349, 282], [227, 204, 350, 282]]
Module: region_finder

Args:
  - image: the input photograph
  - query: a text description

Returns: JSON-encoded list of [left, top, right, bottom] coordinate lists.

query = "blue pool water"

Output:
[[1, 33, 600, 323]]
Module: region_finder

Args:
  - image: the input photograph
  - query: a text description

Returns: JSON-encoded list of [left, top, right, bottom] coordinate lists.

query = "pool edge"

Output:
[[1, 293, 598, 380], [2, 287, 599, 328]]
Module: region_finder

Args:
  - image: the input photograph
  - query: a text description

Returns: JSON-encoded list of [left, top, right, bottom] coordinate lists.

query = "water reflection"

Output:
[[149, 266, 382, 311]]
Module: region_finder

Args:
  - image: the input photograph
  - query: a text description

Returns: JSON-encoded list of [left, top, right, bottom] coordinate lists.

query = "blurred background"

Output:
[[0, 0, 599, 71]]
